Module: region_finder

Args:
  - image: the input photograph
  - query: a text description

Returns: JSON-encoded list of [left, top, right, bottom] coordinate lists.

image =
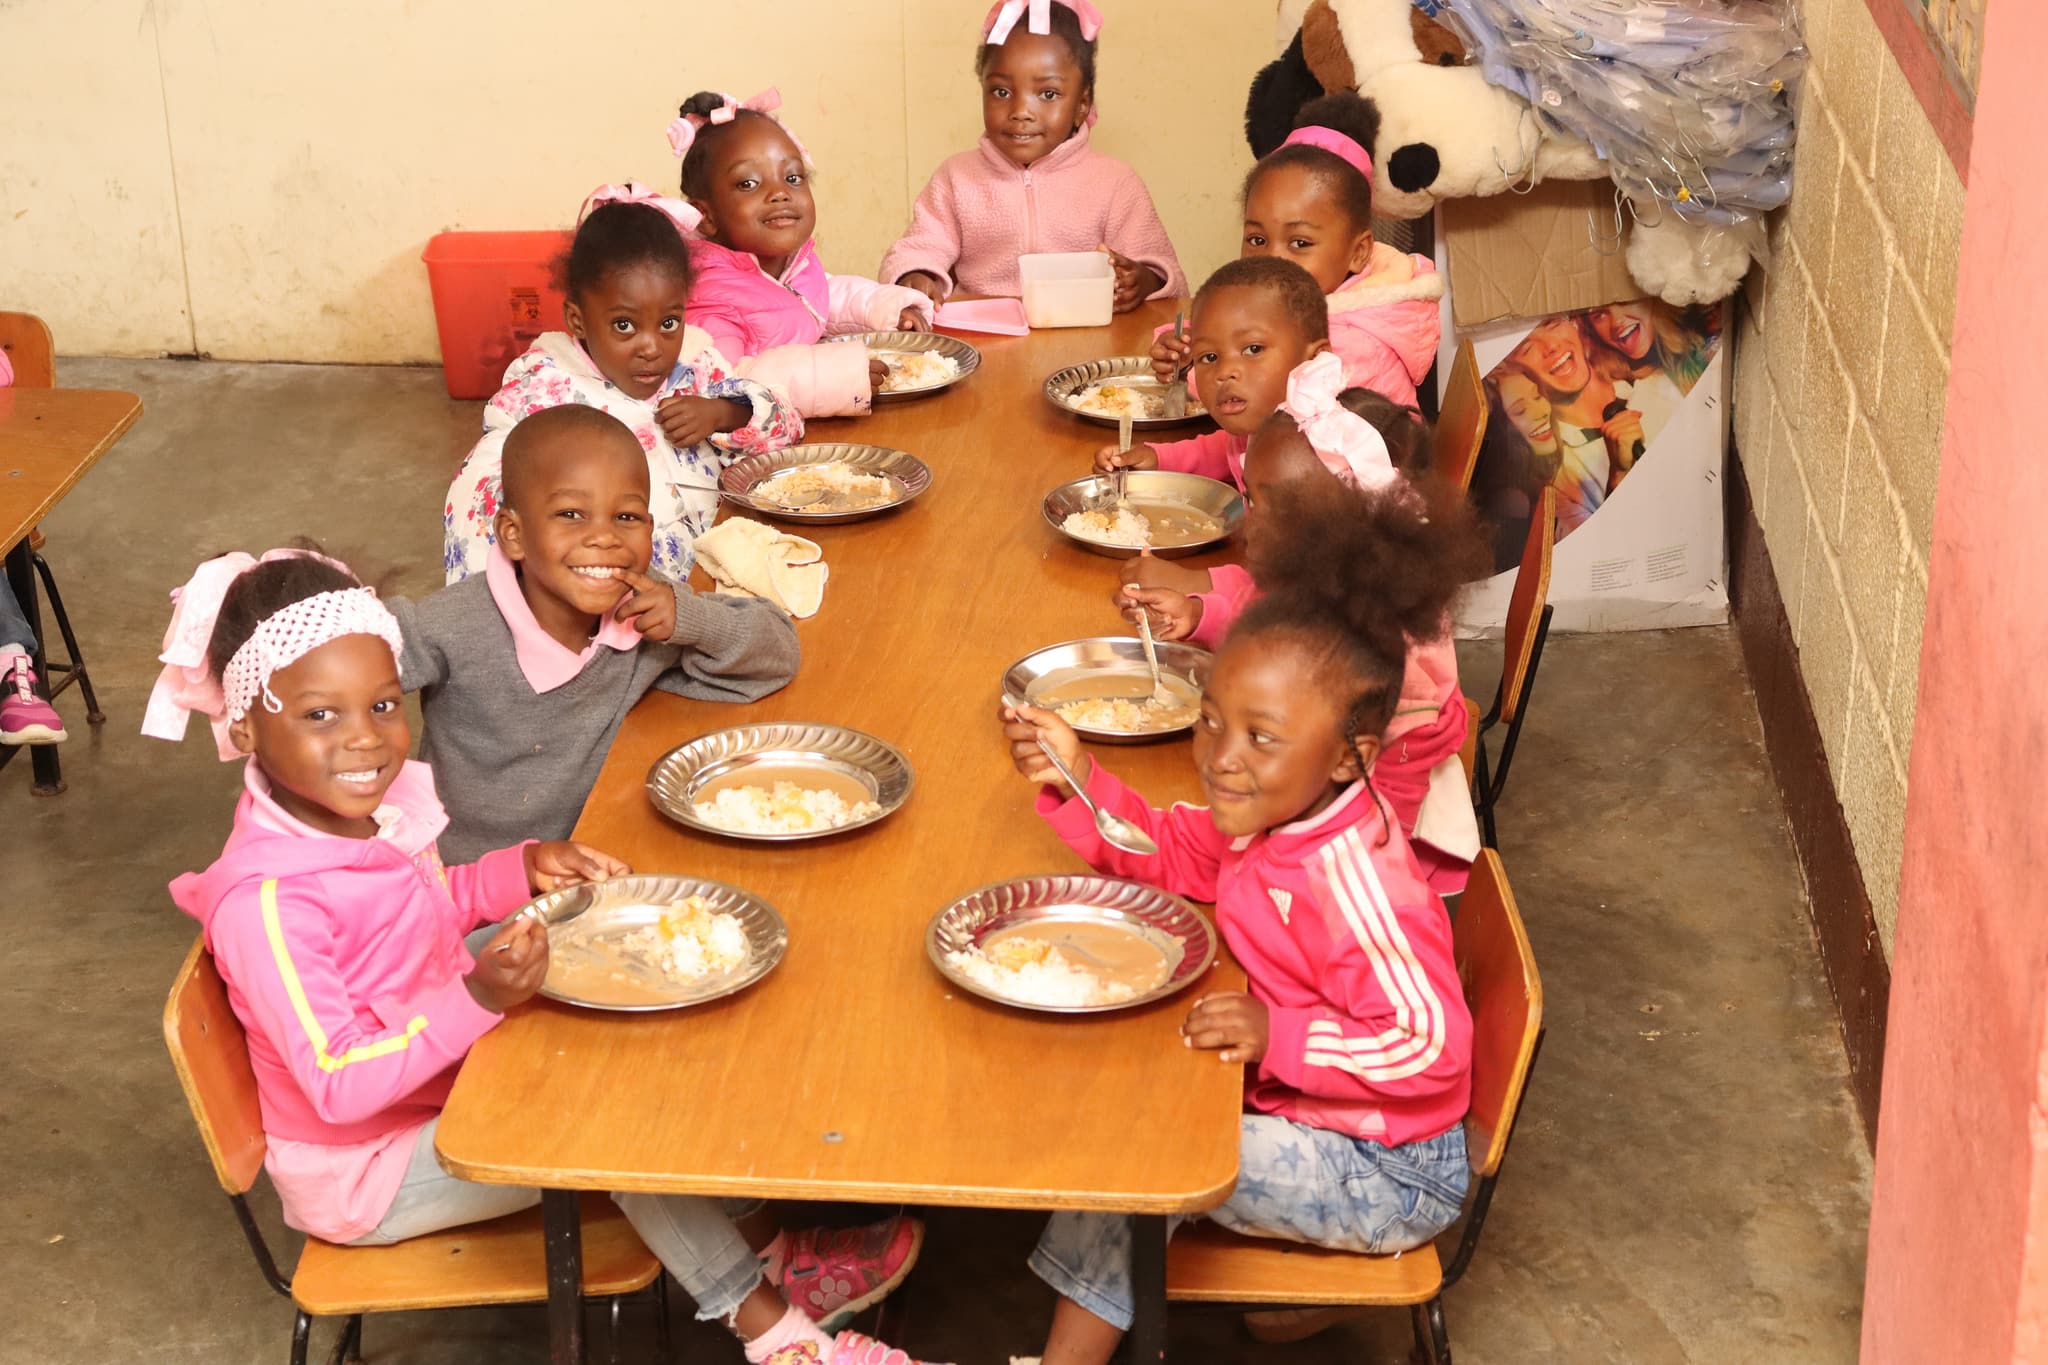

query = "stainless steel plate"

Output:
[[830, 330, 981, 400], [720, 443, 933, 524], [1003, 637, 1215, 745], [524, 874, 787, 1012], [1042, 470, 1244, 559], [1043, 356, 1212, 429], [646, 723, 914, 841], [926, 875, 1217, 1014]]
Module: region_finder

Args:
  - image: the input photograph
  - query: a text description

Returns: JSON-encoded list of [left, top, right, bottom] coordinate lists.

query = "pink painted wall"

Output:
[[1861, 4, 2048, 1360]]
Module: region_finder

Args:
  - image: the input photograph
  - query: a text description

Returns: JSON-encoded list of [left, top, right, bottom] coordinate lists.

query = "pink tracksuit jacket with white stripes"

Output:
[[1039, 767, 1472, 1147]]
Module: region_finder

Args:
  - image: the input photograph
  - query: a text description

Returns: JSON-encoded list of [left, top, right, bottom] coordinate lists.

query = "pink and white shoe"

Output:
[[0, 654, 65, 746], [778, 1216, 924, 1332], [828, 1329, 951, 1364]]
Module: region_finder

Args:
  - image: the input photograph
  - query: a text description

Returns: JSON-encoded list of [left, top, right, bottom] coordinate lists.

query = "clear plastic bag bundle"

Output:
[[1440, 0, 1807, 228]]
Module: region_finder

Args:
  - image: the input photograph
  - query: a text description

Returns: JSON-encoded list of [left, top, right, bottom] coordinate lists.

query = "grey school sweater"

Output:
[[388, 575, 799, 863]]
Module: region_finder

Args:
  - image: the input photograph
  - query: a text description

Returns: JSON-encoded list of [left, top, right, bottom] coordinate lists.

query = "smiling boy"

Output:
[[392, 405, 799, 862]]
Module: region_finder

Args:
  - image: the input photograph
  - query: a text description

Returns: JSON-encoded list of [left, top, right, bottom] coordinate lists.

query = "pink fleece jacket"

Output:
[[1041, 769, 1471, 1147], [878, 124, 1186, 300], [1153, 429, 1249, 489], [1326, 244, 1444, 410], [684, 236, 934, 418], [169, 760, 534, 1242]]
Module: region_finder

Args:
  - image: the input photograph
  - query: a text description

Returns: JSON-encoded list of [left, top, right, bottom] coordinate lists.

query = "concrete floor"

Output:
[[2, 359, 1871, 1365]]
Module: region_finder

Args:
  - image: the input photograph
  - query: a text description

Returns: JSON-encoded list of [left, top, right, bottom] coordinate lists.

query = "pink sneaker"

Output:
[[828, 1329, 951, 1364], [0, 654, 65, 746], [778, 1216, 924, 1333]]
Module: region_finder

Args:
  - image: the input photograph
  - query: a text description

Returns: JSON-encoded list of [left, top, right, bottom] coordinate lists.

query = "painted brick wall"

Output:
[[1732, 0, 1964, 957]]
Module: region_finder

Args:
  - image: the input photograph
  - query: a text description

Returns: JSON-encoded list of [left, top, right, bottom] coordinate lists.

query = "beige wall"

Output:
[[1732, 0, 1964, 957], [0, 0, 1267, 363]]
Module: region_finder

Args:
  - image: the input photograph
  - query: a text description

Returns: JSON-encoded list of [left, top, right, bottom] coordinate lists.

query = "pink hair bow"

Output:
[[666, 87, 807, 166], [1281, 125, 1374, 182], [1280, 353, 1401, 493], [141, 548, 349, 761], [984, 0, 1104, 44], [579, 181, 703, 236]]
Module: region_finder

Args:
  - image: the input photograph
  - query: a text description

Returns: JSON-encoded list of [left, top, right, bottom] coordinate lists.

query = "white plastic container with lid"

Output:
[[1019, 252, 1115, 328]]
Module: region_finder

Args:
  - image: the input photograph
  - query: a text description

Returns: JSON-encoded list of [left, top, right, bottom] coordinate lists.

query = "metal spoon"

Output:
[[1135, 607, 1175, 706], [1161, 311, 1189, 419], [1115, 414, 1134, 508], [1002, 693, 1160, 856]]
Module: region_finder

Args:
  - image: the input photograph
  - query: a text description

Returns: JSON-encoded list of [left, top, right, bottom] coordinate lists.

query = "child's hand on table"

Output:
[[1093, 442, 1160, 474], [611, 569, 677, 639], [1182, 992, 1270, 1064], [869, 356, 891, 391], [1116, 584, 1202, 642], [998, 700, 1090, 795], [524, 840, 631, 893], [658, 395, 748, 447], [897, 271, 947, 307], [1120, 549, 1212, 595], [1102, 247, 1163, 314], [1149, 327, 1192, 385], [895, 305, 930, 332], [468, 917, 550, 1013]]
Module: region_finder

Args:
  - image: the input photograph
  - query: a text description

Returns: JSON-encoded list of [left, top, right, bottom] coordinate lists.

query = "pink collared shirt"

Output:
[[483, 545, 646, 693]]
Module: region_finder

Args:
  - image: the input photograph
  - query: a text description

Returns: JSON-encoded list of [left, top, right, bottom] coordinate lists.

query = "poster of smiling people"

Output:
[[1455, 298, 1729, 634]]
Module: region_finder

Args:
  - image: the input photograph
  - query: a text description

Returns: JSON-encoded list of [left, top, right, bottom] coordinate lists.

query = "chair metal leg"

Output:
[[654, 1274, 674, 1362], [30, 552, 102, 723], [1409, 1303, 1437, 1365], [289, 1310, 312, 1365], [606, 1295, 622, 1365], [1427, 1296, 1452, 1365], [324, 1314, 362, 1365]]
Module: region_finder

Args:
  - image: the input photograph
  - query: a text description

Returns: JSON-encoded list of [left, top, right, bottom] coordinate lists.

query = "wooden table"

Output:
[[437, 303, 1246, 1364], [0, 387, 143, 793]]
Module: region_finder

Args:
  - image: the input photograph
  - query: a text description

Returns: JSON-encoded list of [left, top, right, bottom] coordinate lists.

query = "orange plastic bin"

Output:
[[421, 230, 572, 400]]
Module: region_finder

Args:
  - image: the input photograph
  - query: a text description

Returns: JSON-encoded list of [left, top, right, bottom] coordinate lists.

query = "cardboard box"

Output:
[[1441, 178, 1640, 329]]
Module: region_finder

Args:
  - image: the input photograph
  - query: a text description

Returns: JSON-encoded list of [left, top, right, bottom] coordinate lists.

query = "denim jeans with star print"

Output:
[[1029, 1115, 1469, 1331]]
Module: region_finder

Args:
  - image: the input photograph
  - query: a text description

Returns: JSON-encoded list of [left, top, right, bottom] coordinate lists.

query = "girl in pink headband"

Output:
[[669, 87, 937, 420], [1118, 353, 1487, 895], [1152, 92, 1442, 409], [878, 0, 1186, 310]]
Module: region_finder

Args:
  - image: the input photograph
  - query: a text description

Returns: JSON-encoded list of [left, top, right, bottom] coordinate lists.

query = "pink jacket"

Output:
[[1326, 244, 1444, 410], [1041, 768, 1471, 1147], [1154, 429, 1249, 490], [170, 760, 533, 1241], [684, 236, 934, 418], [878, 124, 1186, 300]]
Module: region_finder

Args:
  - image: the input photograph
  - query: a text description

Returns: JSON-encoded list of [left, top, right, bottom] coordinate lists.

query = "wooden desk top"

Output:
[[437, 303, 1247, 1213], [0, 388, 144, 554]]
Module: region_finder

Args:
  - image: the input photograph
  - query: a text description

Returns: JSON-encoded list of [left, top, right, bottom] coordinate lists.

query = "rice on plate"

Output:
[[1060, 506, 1151, 548], [875, 351, 961, 392], [945, 936, 1138, 1008], [693, 781, 881, 835], [621, 895, 750, 981]]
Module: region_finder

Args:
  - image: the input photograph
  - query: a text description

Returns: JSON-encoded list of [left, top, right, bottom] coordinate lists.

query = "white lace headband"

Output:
[[222, 588, 404, 724]]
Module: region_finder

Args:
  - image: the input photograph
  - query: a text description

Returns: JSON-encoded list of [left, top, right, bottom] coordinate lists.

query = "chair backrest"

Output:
[[1454, 850, 1543, 1177], [1433, 339, 1487, 494], [1497, 486, 1556, 725], [163, 937, 268, 1195], [0, 311, 55, 388]]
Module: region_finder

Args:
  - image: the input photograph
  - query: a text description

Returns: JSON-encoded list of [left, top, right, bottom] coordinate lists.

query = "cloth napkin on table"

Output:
[[692, 516, 828, 618]]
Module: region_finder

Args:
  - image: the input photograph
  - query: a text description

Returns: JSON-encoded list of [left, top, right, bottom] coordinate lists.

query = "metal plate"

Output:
[[523, 874, 787, 1012], [1042, 470, 1244, 559], [828, 330, 981, 400], [926, 875, 1217, 1015], [1003, 637, 1215, 745], [720, 443, 932, 525], [1043, 356, 1212, 429], [646, 723, 914, 841]]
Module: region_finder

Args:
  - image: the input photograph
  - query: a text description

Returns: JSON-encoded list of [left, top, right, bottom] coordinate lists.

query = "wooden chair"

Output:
[[0, 311, 104, 724], [1468, 486, 1557, 847], [1433, 340, 1488, 494], [1166, 849, 1544, 1363], [162, 938, 668, 1365]]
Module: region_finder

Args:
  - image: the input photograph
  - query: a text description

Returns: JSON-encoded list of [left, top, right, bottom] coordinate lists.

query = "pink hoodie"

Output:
[[878, 124, 1186, 300], [1325, 244, 1444, 410], [1041, 768, 1471, 1147], [169, 760, 534, 1242], [684, 236, 934, 418]]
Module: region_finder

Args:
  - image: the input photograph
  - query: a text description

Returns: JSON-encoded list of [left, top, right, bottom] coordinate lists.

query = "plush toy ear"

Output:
[[1409, 7, 1466, 66], [1244, 29, 1326, 157], [1300, 0, 1358, 93]]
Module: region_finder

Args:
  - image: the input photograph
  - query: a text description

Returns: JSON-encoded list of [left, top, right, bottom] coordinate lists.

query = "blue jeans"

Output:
[[354, 1119, 766, 1322], [1030, 1115, 1470, 1331], [0, 572, 35, 655]]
